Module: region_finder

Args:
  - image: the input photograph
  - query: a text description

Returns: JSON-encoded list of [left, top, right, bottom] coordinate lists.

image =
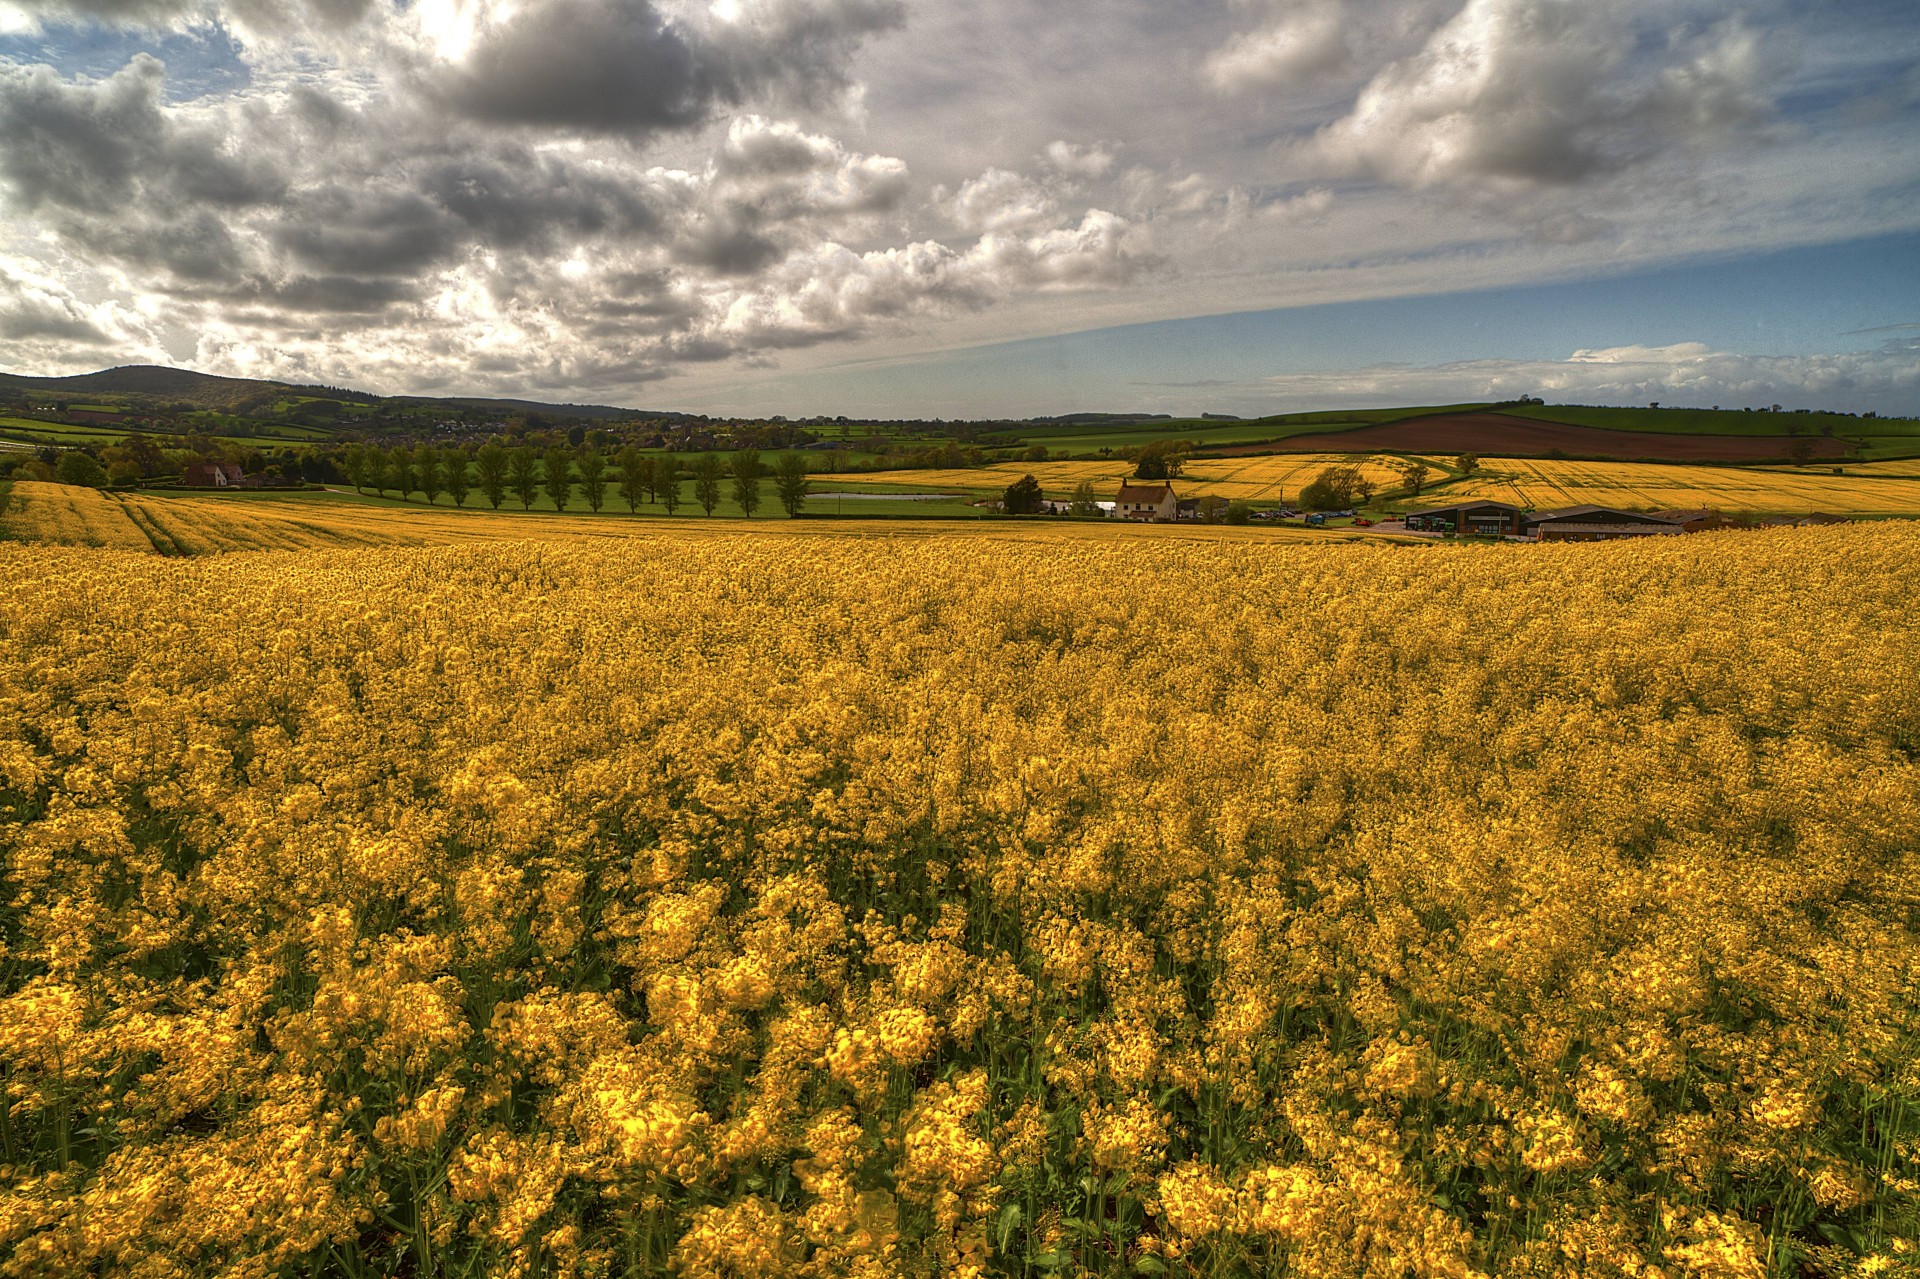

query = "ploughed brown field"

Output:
[[1218, 411, 1852, 462]]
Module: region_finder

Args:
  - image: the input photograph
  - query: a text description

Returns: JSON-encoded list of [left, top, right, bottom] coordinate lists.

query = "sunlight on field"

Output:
[[835, 453, 1418, 500], [1433, 459, 1920, 514], [1818, 457, 1920, 478], [0, 480, 152, 549], [0, 482, 1367, 554], [2, 526, 1917, 1275]]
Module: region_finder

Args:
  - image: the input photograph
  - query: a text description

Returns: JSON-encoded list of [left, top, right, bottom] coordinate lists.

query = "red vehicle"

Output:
[[1353, 517, 1374, 527]]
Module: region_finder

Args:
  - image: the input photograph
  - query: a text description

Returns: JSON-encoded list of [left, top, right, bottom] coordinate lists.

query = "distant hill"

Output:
[[0, 365, 288, 408], [1026, 412, 1175, 424], [386, 395, 636, 422], [0, 364, 657, 422]]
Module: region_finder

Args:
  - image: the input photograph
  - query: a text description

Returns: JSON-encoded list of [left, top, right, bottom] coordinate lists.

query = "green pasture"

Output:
[[1508, 402, 1920, 438], [995, 404, 1489, 455], [0, 417, 127, 446], [1852, 435, 1920, 460]]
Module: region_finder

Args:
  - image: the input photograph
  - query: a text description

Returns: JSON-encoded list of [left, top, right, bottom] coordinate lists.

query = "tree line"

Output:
[[342, 444, 813, 517]]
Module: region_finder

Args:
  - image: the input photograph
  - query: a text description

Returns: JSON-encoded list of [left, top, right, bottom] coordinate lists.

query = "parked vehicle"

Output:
[[1353, 517, 1373, 527], [1305, 513, 1327, 527]]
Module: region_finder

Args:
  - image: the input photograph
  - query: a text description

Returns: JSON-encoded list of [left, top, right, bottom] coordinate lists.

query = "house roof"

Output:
[[1115, 482, 1174, 503], [1527, 505, 1682, 524]]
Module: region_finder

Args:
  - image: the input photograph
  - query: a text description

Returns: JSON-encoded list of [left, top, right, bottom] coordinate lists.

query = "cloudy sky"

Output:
[[0, 0, 1916, 416]]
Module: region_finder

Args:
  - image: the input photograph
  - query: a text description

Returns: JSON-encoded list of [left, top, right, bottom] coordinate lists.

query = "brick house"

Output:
[[182, 460, 245, 487]]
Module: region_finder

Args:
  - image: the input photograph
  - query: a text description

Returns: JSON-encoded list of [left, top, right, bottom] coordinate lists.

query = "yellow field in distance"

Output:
[[833, 453, 1419, 500], [1434, 459, 1920, 515], [0, 482, 1375, 555]]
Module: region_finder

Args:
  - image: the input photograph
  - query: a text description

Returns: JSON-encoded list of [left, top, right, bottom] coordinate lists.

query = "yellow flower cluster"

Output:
[[1, 523, 1917, 1277]]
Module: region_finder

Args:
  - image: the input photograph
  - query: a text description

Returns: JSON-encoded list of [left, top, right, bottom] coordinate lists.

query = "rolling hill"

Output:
[[0, 365, 652, 421]]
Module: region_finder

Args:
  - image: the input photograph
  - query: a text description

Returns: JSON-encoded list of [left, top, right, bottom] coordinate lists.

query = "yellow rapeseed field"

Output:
[[0, 482, 1365, 555], [2, 525, 1918, 1278], [1802, 459, 1920, 479], [1431, 460, 1920, 515], [833, 454, 1415, 502]]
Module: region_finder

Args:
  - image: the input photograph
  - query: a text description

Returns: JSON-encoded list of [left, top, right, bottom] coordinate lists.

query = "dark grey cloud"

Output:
[[222, 0, 377, 34], [11, 0, 199, 22], [430, 0, 708, 133], [699, 0, 905, 110], [0, 56, 280, 211], [272, 185, 462, 275], [418, 152, 664, 248], [416, 0, 903, 136]]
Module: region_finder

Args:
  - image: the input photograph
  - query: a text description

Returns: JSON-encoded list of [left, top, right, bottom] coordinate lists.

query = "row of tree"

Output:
[[342, 444, 813, 516]]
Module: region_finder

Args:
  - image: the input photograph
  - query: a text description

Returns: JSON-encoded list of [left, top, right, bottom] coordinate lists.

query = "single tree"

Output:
[[387, 447, 415, 500], [1225, 500, 1252, 525], [418, 445, 444, 506], [774, 451, 810, 517], [693, 452, 724, 515], [476, 443, 509, 509], [617, 447, 648, 512], [1132, 439, 1188, 480], [1068, 479, 1099, 516], [1299, 464, 1370, 511], [55, 450, 108, 488], [543, 446, 573, 511], [365, 446, 390, 496], [1401, 460, 1432, 497], [1787, 437, 1816, 466], [1455, 452, 1480, 476], [509, 446, 540, 510], [658, 456, 682, 514], [444, 446, 472, 507], [344, 445, 370, 493], [1003, 474, 1044, 515], [1198, 495, 1229, 524], [731, 449, 764, 517], [578, 448, 608, 512]]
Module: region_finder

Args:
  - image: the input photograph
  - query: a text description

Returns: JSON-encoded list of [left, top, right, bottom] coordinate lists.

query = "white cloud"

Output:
[[1316, 0, 1776, 190], [1207, 1, 1350, 93], [0, 254, 164, 363], [950, 168, 1057, 234], [1042, 140, 1116, 179]]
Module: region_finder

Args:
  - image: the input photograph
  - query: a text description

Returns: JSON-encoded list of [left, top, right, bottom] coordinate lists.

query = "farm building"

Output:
[[1650, 509, 1737, 533], [1525, 506, 1685, 540], [1404, 501, 1527, 536], [1111, 482, 1177, 522], [1758, 512, 1851, 529], [181, 460, 245, 488]]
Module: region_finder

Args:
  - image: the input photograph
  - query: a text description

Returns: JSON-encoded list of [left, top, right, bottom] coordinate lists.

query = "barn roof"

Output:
[[1527, 506, 1682, 524], [1115, 482, 1173, 502], [1406, 500, 1523, 517]]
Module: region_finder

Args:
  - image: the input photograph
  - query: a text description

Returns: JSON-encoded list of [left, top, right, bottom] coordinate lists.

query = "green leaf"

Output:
[[997, 1203, 1024, 1253], [1134, 1256, 1168, 1274]]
